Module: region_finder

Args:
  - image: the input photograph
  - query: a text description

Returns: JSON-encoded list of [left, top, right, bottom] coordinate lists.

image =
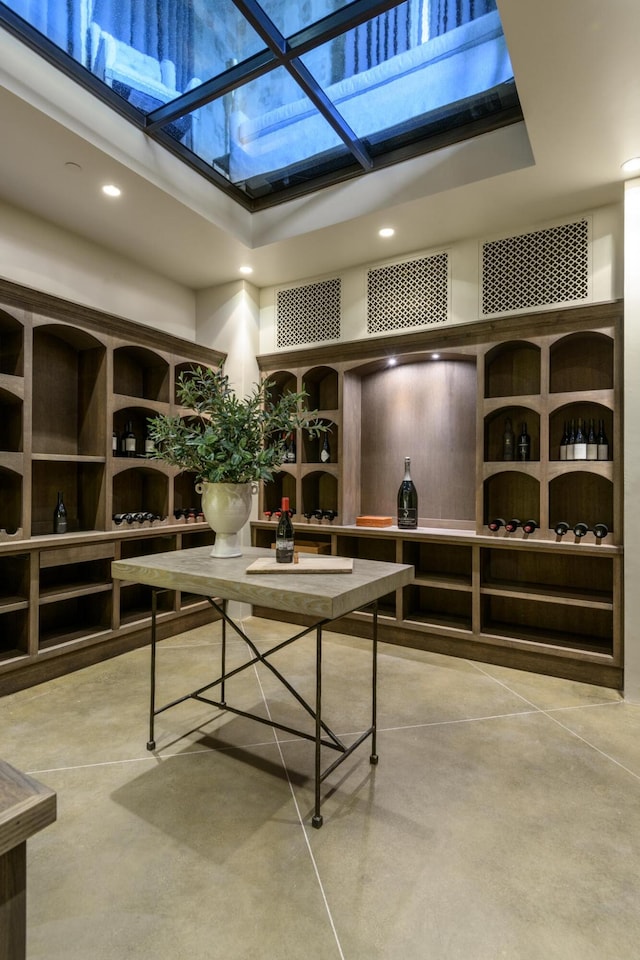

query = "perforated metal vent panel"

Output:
[[276, 278, 341, 348], [481, 219, 590, 316], [367, 253, 449, 333]]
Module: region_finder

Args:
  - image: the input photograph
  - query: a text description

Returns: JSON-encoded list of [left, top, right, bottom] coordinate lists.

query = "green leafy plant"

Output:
[[147, 365, 328, 484]]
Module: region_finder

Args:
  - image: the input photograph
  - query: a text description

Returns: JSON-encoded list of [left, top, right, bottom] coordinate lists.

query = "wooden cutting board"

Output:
[[245, 556, 354, 574]]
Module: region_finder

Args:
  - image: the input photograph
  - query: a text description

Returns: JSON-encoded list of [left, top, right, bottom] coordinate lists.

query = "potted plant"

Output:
[[146, 364, 328, 557]]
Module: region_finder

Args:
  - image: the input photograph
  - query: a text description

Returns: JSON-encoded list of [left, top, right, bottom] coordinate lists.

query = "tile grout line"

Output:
[[247, 634, 347, 960], [468, 661, 640, 783]]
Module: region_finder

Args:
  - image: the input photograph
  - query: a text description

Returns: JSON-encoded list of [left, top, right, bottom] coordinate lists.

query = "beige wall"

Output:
[[624, 180, 640, 700], [0, 198, 197, 340]]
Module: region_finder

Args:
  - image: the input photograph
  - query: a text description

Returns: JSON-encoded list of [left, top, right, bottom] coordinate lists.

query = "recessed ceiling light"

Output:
[[388, 357, 397, 366], [621, 157, 640, 174], [102, 184, 121, 197], [379, 227, 395, 238], [431, 353, 441, 360], [239, 265, 253, 275]]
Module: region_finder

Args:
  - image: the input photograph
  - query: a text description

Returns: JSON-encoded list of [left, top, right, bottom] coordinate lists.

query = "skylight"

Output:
[[0, 0, 521, 211]]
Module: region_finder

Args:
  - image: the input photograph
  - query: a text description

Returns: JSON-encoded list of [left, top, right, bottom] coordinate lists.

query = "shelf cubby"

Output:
[[483, 471, 540, 529], [113, 346, 169, 402], [31, 460, 105, 536], [480, 548, 613, 601], [548, 402, 613, 461], [0, 465, 23, 535], [32, 324, 106, 457], [302, 420, 338, 464], [179, 529, 215, 550], [549, 332, 614, 393], [263, 471, 297, 516], [402, 541, 472, 588], [113, 405, 166, 460], [0, 389, 22, 453], [480, 595, 613, 656], [0, 554, 30, 609], [119, 535, 176, 560], [403, 585, 472, 631], [484, 340, 541, 398], [301, 470, 338, 518], [173, 361, 218, 404], [548, 472, 614, 534], [119, 584, 175, 625], [484, 407, 541, 462], [112, 466, 169, 520], [302, 366, 339, 410], [264, 370, 297, 405], [336, 535, 396, 563], [0, 610, 29, 662], [38, 593, 112, 650], [0, 309, 24, 377], [39, 559, 112, 602], [174, 471, 201, 516]]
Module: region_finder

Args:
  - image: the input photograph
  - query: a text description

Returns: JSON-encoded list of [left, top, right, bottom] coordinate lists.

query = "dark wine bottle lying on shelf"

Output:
[[522, 519, 538, 535], [554, 521, 570, 537], [574, 522, 589, 538], [505, 518, 521, 533], [593, 522, 609, 540], [488, 518, 505, 532]]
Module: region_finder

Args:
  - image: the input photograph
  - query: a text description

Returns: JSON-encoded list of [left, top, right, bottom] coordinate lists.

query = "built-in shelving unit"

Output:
[[0, 279, 225, 694], [254, 301, 623, 688]]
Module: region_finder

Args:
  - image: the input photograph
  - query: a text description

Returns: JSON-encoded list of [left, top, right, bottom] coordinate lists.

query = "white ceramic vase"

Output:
[[195, 481, 258, 558]]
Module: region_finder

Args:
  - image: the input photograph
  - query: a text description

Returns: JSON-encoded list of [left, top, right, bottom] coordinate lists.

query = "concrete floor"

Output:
[[2, 617, 640, 960]]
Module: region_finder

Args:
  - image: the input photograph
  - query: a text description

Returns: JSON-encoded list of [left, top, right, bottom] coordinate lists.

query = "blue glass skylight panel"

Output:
[[219, 66, 347, 186], [300, 3, 513, 141], [257, 0, 356, 37]]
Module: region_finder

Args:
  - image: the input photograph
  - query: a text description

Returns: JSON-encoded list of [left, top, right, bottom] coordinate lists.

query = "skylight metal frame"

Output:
[[0, 0, 523, 211]]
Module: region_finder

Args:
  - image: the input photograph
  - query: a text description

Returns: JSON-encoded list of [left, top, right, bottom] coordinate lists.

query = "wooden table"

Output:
[[112, 546, 413, 826], [0, 761, 56, 960]]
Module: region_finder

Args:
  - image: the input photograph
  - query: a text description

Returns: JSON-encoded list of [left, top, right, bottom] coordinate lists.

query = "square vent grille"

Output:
[[481, 218, 590, 315], [367, 252, 449, 333], [276, 278, 341, 348]]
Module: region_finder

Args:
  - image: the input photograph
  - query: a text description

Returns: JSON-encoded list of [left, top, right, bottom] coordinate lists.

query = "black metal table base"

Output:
[[147, 590, 379, 828]]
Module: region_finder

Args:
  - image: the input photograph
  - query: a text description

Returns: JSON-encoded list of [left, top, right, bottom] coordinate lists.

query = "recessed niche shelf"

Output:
[[549, 332, 613, 393], [485, 340, 541, 398], [0, 309, 24, 377], [113, 346, 169, 403], [302, 366, 338, 410]]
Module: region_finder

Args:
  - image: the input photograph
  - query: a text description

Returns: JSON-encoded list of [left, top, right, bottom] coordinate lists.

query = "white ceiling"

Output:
[[0, 0, 638, 291]]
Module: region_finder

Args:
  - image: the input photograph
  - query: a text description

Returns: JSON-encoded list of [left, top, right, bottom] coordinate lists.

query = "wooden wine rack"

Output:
[[253, 300, 623, 689], [0, 279, 225, 694]]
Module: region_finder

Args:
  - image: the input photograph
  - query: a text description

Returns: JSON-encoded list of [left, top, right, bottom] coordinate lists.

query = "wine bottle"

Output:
[[285, 432, 296, 463], [112, 429, 119, 456], [574, 522, 589, 538], [586, 418, 597, 461], [593, 522, 609, 540], [488, 518, 505, 532], [275, 496, 294, 563], [397, 457, 418, 529], [517, 423, 530, 461], [597, 420, 609, 461], [554, 521, 570, 537], [144, 430, 155, 457], [53, 491, 67, 534], [559, 421, 568, 461], [122, 421, 137, 458], [573, 418, 587, 460], [320, 432, 331, 463], [502, 418, 514, 461], [566, 419, 575, 461], [505, 518, 521, 533], [522, 519, 538, 535]]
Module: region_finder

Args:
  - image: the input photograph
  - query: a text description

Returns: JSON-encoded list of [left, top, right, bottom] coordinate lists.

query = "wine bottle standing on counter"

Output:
[[502, 418, 514, 461], [122, 421, 137, 457], [586, 418, 597, 460], [397, 457, 418, 529], [275, 496, 294, 563], [53, 491, 67, 534], [517, 422, 530, 461], [597, 419, 609, 460]]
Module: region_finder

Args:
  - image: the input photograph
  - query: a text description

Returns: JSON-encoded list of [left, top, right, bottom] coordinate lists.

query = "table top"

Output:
[[0, 759, 57, 858], [112, 545, 414, 620]]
